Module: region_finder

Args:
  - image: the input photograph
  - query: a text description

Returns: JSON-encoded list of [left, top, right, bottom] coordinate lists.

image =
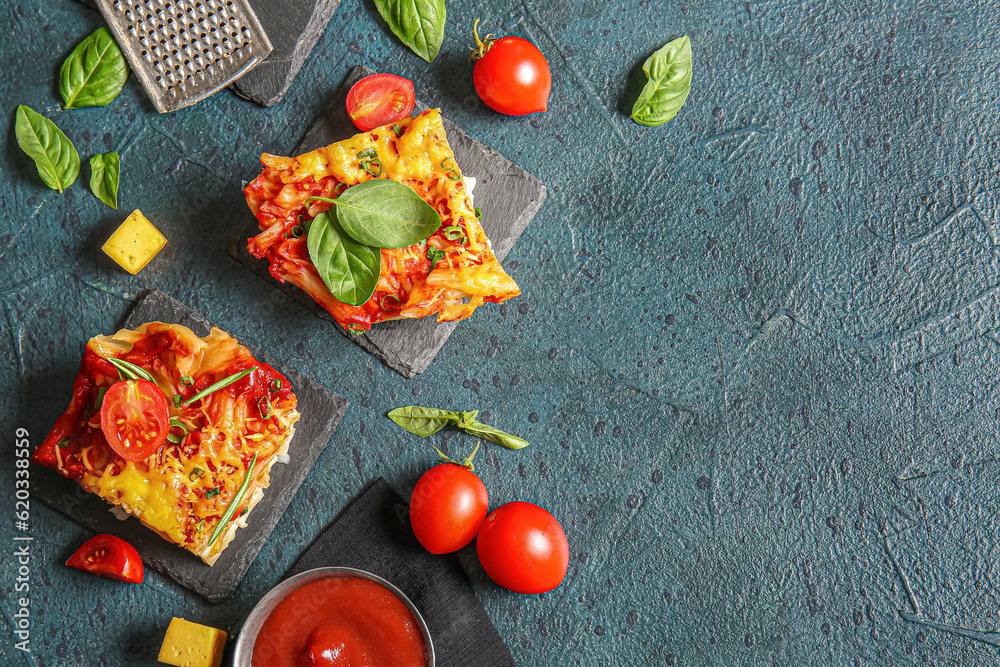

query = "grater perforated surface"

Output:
[[95, 0, 272, 113]]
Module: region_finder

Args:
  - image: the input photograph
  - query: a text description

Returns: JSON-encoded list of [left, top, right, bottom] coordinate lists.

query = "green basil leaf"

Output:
[[89, 151, 120, 209], [630, 35, 692, 127], [458, 410, 479, 426], [60, 27, 129, 109], [460, 420, 530, 450], [388, 406, 463, 437], [306, 210, 381, 306], [314, 180, 440, 248], [14, 106, 80, 193], [372, 0, 446, 62]]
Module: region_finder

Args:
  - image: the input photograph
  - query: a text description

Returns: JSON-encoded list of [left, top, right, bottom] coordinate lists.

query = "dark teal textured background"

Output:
[[2, 0, 1000, 665]]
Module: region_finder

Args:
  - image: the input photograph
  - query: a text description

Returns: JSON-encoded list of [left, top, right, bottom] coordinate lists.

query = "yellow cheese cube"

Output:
[[101, 209, 167, 274], [157, 617, 227, 667]]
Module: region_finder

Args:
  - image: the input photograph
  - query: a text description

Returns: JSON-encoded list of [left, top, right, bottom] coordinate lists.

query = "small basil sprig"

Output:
[[630, 35, 692, 127], [14, 106, 80, 193], [89, 151, 120, 209], [373, 0, 446, 62], [60, 27, 129, 109], [309, 180, 440, 248], [306, 210, 382, 306], [387, 406, 529, 450]]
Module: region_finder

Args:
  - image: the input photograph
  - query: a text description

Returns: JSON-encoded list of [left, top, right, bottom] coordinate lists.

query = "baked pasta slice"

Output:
[[32, 322, 299, 565], [244, 108, 520, 333]]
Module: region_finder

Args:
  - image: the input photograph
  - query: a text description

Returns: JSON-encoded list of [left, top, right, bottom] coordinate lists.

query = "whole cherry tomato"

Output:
[[346, 73, 416, 132], [470, 19, 551, 116], [476, 501, 568, 594], [99, 378, 169, 461], [65, 534, 144, 584], [409, 444, 489, 554]]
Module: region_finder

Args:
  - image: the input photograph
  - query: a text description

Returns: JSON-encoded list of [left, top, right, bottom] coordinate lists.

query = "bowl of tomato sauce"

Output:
[[234, 567, 434, 667]]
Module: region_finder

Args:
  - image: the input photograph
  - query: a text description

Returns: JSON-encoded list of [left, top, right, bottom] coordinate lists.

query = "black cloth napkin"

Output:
[[288, 478, 515, 667]]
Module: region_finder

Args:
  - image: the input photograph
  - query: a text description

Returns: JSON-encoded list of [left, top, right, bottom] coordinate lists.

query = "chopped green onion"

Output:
[[334, 182, 349, 196], [167, 417, 188, 444], [358, 148, 382, 176], [258, 396, 273, 419], [288, 225, 305, 238], [206, 487, 221, 499], [347, 322, 369, 336], [189, 467, 205, 482], [474, 207, 483, 219], [194, 518, 205, 534], [181, 376, 194, 386], [392, 124, 403, 137], [57, 437, 71, 448], [92, 386, 108, 411], [443, 225, 467, 242], [184, 367, 257, 406], [173, 394, 182, 408], [105, 357, 156, 383], [270, 378, 282, 391], [380, 294, 401, 311], [207, 453, 258, 546], [426, 246, 447, 275], [239, 507, 249, 517], [440, 157, 461, 181]]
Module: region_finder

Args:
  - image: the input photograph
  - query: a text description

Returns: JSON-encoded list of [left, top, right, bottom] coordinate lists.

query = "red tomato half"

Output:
[[346, 73, 416, 132], [476, 501, 568, 594], [410, 463, 489, 554], [471, 21, 551, 116], [66, 534, 144, 584], [99, 379, 169, 461]]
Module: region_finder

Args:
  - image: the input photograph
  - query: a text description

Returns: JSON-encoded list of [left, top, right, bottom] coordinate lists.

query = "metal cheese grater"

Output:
[[94, 0, 272, 113]]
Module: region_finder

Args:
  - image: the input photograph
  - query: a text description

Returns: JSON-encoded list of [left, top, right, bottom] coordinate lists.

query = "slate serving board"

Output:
[[228, 65, 547, 377], [229, 0, 342, 106], [30, 290, 348, 603]]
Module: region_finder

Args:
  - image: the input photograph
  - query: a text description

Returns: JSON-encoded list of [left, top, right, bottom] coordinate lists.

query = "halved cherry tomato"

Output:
[[65, 534, 144, 584], [346, 73, 415, 132], [99, 379, 169, 461], [410, 461, 489, 554], [470, 19, 551, 116], [476, 501, 568, 594]]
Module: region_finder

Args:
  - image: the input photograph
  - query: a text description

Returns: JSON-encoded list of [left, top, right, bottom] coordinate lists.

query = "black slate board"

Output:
[[230, 0, 342, 106], [30, 290, 348, 603], [228, 65, 547, 377]]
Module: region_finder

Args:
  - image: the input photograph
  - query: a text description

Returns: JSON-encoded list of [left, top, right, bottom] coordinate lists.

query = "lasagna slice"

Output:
[[32, 322, 299, 565], [244, 108, 520, 333]]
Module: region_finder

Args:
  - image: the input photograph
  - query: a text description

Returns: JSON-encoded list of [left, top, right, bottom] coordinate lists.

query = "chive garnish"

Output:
[[183, 367, 257, 406], [426, 246, 446, 275], [270, 378, 282, 391], [357, 148, 382, 176], [92, 386, 108, 411], [189, 467, 205, 482], [258, 396, 272, 419], [347, 322, 369, 335], [105, 357, 155, 383], [57, 437, 71, 448], [288, 225, 305, 238], [181, 376, 194, 386], [380, 294, 401, 311], [334, 182, 349, 196], [173, 394, 182, 408], [440, 157, 460, 181], [207, 453, 258, 546], [167, 417, 188, 443], [206, 487, 220, 498], [392, 124, 403, 138], [194, 518, 205, 534], [474, 207, 483, 219], [443, 225, 467, 242]]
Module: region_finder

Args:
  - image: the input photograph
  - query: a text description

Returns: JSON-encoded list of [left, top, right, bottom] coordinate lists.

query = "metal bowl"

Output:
[[233, 566, 435, 667]]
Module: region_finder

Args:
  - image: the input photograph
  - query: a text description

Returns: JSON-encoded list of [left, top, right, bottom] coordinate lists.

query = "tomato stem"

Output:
[[469, 18, 496, 62], [432, 440, 480, 471]]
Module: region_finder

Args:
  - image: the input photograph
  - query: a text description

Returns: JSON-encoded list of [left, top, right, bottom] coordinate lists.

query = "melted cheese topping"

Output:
[[244, 109, 520, 331]]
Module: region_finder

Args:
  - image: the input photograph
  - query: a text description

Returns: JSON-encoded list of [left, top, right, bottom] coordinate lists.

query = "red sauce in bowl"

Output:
[[251, 576, 428, 667]]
